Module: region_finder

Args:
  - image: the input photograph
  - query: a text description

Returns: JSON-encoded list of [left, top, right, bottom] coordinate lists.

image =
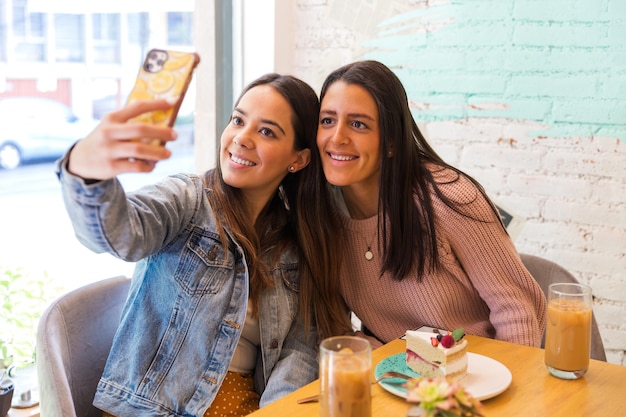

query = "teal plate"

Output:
[[374, 352, 419, 395], [374, 352, 512, 401]]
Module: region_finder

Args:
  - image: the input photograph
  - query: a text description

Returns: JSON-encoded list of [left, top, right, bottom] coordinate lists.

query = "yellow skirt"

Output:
[[204, 371, 260, 416], [102, 371, 260, 417]]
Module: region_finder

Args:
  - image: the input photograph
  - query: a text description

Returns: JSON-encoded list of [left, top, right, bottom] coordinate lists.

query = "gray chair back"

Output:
[[36, 276, 131, 417], [519, 253, 606, 362]]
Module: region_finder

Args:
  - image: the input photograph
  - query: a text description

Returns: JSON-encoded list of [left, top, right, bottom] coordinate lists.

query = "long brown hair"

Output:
[[319, 60, 504, 281], [205, 73, 351, 340]]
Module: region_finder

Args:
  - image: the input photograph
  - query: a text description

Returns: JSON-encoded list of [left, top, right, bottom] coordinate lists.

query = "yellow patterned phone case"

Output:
[[127, 49, 200, 143]]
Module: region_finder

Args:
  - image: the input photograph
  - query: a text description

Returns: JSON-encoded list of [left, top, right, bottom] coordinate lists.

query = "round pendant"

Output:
[[365, 250, 374, 261]]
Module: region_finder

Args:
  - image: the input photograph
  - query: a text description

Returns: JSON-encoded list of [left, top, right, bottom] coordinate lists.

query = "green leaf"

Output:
[[452, 328, 465, 342], [0, 265, 57, 369]]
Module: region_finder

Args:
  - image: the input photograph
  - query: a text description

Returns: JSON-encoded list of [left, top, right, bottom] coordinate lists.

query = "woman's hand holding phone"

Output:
[[67, 99, 178, 181], [68, 49, 199, 181]]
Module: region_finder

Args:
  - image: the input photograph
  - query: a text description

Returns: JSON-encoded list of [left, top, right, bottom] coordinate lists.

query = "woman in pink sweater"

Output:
[[316, 60, 547, 347]]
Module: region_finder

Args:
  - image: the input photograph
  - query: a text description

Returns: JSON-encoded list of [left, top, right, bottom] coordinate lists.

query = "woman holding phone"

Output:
[[56, 73, 348, 417]]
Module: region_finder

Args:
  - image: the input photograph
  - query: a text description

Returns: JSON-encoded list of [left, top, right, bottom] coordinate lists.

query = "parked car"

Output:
[[0, 97, 97, 170]]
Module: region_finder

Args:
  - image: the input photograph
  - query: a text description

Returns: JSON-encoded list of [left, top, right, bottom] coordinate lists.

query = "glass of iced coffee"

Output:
[[544, 282, 593, 379], [319, 336, 371, 417]]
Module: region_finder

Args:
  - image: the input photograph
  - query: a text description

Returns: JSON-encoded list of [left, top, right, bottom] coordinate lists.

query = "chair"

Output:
[[519, 253, 607, 362], [36, 276, 131, 417]]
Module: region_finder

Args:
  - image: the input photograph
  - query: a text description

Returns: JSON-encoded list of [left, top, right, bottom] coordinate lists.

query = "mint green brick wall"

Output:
[[513, 22, 610, 48], [361, 0, 626, 142], [513, 0, 608, 20]]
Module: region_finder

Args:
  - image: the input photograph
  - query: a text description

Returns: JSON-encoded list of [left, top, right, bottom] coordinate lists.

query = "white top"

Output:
[[228, 299, 261, 373]]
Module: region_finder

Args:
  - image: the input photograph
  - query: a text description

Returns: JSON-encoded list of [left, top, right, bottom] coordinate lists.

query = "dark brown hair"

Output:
[[205, 73, 351, 340], [319, 60, 504, 281]]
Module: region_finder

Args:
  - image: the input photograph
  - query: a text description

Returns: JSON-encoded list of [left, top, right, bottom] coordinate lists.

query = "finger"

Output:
[[114, 158, 158, 173], [100, 123, 178, 145], [85, 158, 157, 179], [108, 140, 172, 162], [106, 99, 175, 123]]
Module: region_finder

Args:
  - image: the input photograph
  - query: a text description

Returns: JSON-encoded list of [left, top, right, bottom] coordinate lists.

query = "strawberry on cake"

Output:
[[405, 328, 468, 381]]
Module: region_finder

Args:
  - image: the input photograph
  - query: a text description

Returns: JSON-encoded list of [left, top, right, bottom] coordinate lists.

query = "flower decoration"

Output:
[[405, 376, 484, 417]]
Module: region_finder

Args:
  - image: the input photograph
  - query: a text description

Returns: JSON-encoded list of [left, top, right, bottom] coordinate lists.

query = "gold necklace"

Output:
[[342, 195, 379, 260], [355, 228, 377, 261]]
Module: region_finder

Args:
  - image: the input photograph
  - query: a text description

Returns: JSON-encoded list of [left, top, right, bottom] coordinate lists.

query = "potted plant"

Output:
[[1, 267, 51, 415], [0, 370, 13, 417]]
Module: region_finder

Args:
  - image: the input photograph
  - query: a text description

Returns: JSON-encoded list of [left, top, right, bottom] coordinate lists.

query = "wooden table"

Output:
[[249, 335, 626, 417]]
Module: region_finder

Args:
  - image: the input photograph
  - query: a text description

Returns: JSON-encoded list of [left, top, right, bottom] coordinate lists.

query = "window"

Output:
[[167, 12, 193, 46], [54, 14, 84, 62], [12, 0, 46, 62], [92, 13, 121, 63], [0, 0, 7, 61], [0, 2, 204, 298], [128, 12, 149, 45]]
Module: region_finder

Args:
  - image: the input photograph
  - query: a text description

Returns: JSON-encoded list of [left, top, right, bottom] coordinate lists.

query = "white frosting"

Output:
[[407, 331, 467, 355]]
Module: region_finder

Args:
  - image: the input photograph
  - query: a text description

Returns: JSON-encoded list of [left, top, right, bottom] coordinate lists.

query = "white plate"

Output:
[[374, 352, 512, 401]]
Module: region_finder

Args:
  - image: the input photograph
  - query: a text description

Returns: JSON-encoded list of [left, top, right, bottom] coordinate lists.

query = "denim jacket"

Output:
[[56, 159, 319, 417]]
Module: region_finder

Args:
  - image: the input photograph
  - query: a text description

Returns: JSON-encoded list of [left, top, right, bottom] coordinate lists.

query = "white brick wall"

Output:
[[290, 0, 626, 365]]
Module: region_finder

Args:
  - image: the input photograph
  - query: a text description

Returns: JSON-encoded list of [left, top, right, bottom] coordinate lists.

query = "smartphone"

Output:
[[126, 48, 200, 144]]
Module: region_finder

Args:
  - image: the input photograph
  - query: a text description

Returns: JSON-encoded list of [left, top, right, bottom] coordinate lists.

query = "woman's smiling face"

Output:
[[317, 81, 382, 193], [220, 84, 308, 204]]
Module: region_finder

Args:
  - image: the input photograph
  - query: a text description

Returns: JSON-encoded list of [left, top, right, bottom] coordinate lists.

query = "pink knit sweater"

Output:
[[334, 169, 547, 347]]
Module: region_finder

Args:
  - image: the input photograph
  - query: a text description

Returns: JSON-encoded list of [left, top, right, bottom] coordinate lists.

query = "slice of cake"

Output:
[[405, 328, 468, 381]]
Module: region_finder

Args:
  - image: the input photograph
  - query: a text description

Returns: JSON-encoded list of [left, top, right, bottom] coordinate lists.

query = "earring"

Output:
[[288, 166, 295, 172], [387, 150, 393, 157]]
